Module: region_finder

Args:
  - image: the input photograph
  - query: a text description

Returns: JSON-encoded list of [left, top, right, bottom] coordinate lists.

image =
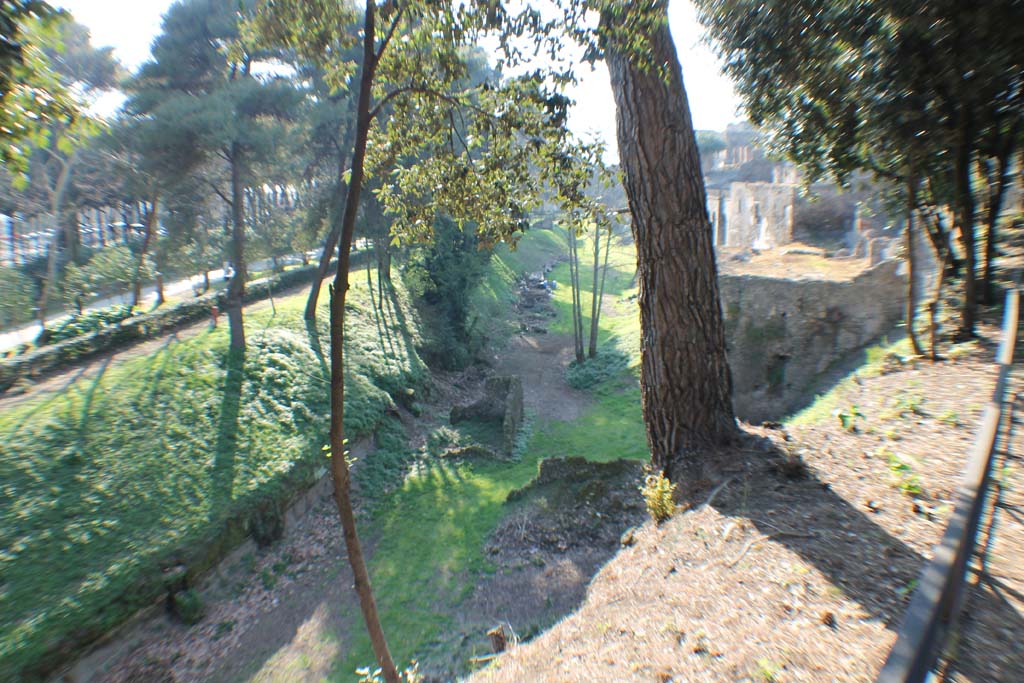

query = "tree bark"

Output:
[[327, 4, 399, 681], [981, 143, 1013, 305], [905, 176, 924, 356], [131, 194, 160, 308], [604, 3, 737, 481], [953, 118, 977, 339], [37, 154, 77, 329], [305, 182, 344, 321], [226, 142, 248, 350], [587, 222, 601, 358]]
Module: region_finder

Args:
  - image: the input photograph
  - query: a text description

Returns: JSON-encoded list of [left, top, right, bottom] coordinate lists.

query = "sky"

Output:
[[55, 0, 743, 161]]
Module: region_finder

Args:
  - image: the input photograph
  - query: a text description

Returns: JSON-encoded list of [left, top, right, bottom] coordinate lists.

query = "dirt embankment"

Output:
[[470, 329, 1007, 683]]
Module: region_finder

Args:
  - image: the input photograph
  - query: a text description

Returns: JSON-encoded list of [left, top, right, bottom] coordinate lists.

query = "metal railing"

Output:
[[876, 288, 1020, 683]]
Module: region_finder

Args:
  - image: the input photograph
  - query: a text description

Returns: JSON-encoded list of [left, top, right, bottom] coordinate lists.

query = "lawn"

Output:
[[0, 273, 427, 680]]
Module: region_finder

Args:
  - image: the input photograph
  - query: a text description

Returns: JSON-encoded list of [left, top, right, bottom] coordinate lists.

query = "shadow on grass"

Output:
[[209, 348, 245, 521]]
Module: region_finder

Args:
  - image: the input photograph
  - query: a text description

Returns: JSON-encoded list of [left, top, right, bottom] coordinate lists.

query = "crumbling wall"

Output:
[[451, 375, 524, 455], [720, 260, 905, 422], [723, 182, 796, 250]]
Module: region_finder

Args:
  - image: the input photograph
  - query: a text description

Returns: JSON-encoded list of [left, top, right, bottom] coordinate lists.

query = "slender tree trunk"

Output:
[[905, 175, 924, 356], [567, 226, 585, 361], [603, 2, 737, 481], [226, 143, 248, 350], [595, 225, 613, 330], [587, 222, 601, 358], [930, 246, 952, 361], [981, 145, 1013, 305], [37, 154, 77, 329], [131, 194, 160, 308], [305, 184, 344, 321], [954, 129, 977, 339], [305, 96, 360, 321], [327, 4, 398, 681]]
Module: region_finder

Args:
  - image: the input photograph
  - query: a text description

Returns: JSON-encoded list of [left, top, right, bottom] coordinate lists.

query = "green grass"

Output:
[[335, 379, 647, 678], [332, 230, 647, 679], [786, 337, 913, 427], [0, 273, 426, 680]]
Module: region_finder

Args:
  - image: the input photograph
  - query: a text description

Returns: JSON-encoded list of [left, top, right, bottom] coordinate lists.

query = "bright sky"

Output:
[[55, 0, 742, 162]]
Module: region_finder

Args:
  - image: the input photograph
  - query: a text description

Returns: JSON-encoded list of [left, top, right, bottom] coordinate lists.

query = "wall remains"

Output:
[[725, 182, 796, 250], [720, 259, 905, 422]]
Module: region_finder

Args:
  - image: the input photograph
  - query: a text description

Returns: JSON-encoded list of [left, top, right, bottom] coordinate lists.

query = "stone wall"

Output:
[[725, 182, 796, 250], [720, 259, 905, 422]]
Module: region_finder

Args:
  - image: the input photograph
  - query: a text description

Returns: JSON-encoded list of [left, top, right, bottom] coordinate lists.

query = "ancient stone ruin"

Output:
[[451, 375, 525, 456]]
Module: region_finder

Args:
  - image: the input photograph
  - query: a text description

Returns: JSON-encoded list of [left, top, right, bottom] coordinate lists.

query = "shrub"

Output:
[[171, 588, 204, 625], [40, 304, 137, 345], [641, 471, 677, 524], [0, 267, 36, 328], [565, 350, 630, 390]]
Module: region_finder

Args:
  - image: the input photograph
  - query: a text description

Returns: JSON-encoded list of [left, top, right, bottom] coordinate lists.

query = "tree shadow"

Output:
[[381, 277, 418, 362], [209, 348, 246, 522], [942, 572, 1024, 681], [707, 435, 930, 630], [304, 319, 329, 382]]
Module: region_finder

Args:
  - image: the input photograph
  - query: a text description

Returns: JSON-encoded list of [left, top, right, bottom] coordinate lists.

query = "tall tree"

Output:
[[129, 0, 300, 348], [598, 2, 737, 480]]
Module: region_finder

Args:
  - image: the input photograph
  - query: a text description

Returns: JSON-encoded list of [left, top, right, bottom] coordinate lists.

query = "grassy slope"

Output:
[[0, 275, 427, 679], [331, 229, 648, 677]]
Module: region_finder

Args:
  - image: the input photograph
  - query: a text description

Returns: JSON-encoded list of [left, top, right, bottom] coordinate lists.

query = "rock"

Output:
[[620, 527, 637, 547]]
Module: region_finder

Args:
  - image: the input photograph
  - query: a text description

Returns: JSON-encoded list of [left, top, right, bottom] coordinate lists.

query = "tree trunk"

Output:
[[981, 145, 1013, 305], [593, 225, 614, 344], [905, 176, 924, 356], [604, 2, 737, 481], [131, 194, 160, 308], [305, 95, 360, 322], [226, 143, 248, 350], [327, 4, 399, 681], [587, 223, 601, 358], [951, 103, 979, 339], [37, 155, 77, 329], [567, 226, 585, 362], [304, 184, 344, 321]]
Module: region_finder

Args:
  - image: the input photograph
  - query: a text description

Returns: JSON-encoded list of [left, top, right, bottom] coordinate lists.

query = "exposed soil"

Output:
[[469, 325, 1013, 683]]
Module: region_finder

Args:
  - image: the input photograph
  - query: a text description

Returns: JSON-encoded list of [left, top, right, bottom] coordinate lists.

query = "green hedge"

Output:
[[0, 254, 370, 394]]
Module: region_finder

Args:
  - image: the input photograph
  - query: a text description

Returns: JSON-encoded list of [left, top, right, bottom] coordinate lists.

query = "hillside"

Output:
[[0, 273, 427, 680]]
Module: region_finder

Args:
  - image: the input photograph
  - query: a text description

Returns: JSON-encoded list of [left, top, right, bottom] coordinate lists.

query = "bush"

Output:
[[565, 350, 631, 390], [641, 472, 677, 524], [40, 305, 137, 345], [171, 588, 205, 625], [0, 267, 35, 328]]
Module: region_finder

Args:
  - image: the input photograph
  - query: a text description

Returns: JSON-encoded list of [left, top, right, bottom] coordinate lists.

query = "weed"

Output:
[[937, 410, 960, 427], [834, 405, 864, 432], [755, 657, 783, 682], [356, 661, 422, 683], [897, 578, 919, 600], [213, 620, 235, 640], [884, 448, 924, 496], [260, 568, 277, 590], [641, 471, 677, 524]]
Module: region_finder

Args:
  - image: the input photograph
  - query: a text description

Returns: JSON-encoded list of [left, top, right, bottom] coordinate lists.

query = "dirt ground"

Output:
[[469, 325, 1014, 683], [942, 372, 1024, 683]]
